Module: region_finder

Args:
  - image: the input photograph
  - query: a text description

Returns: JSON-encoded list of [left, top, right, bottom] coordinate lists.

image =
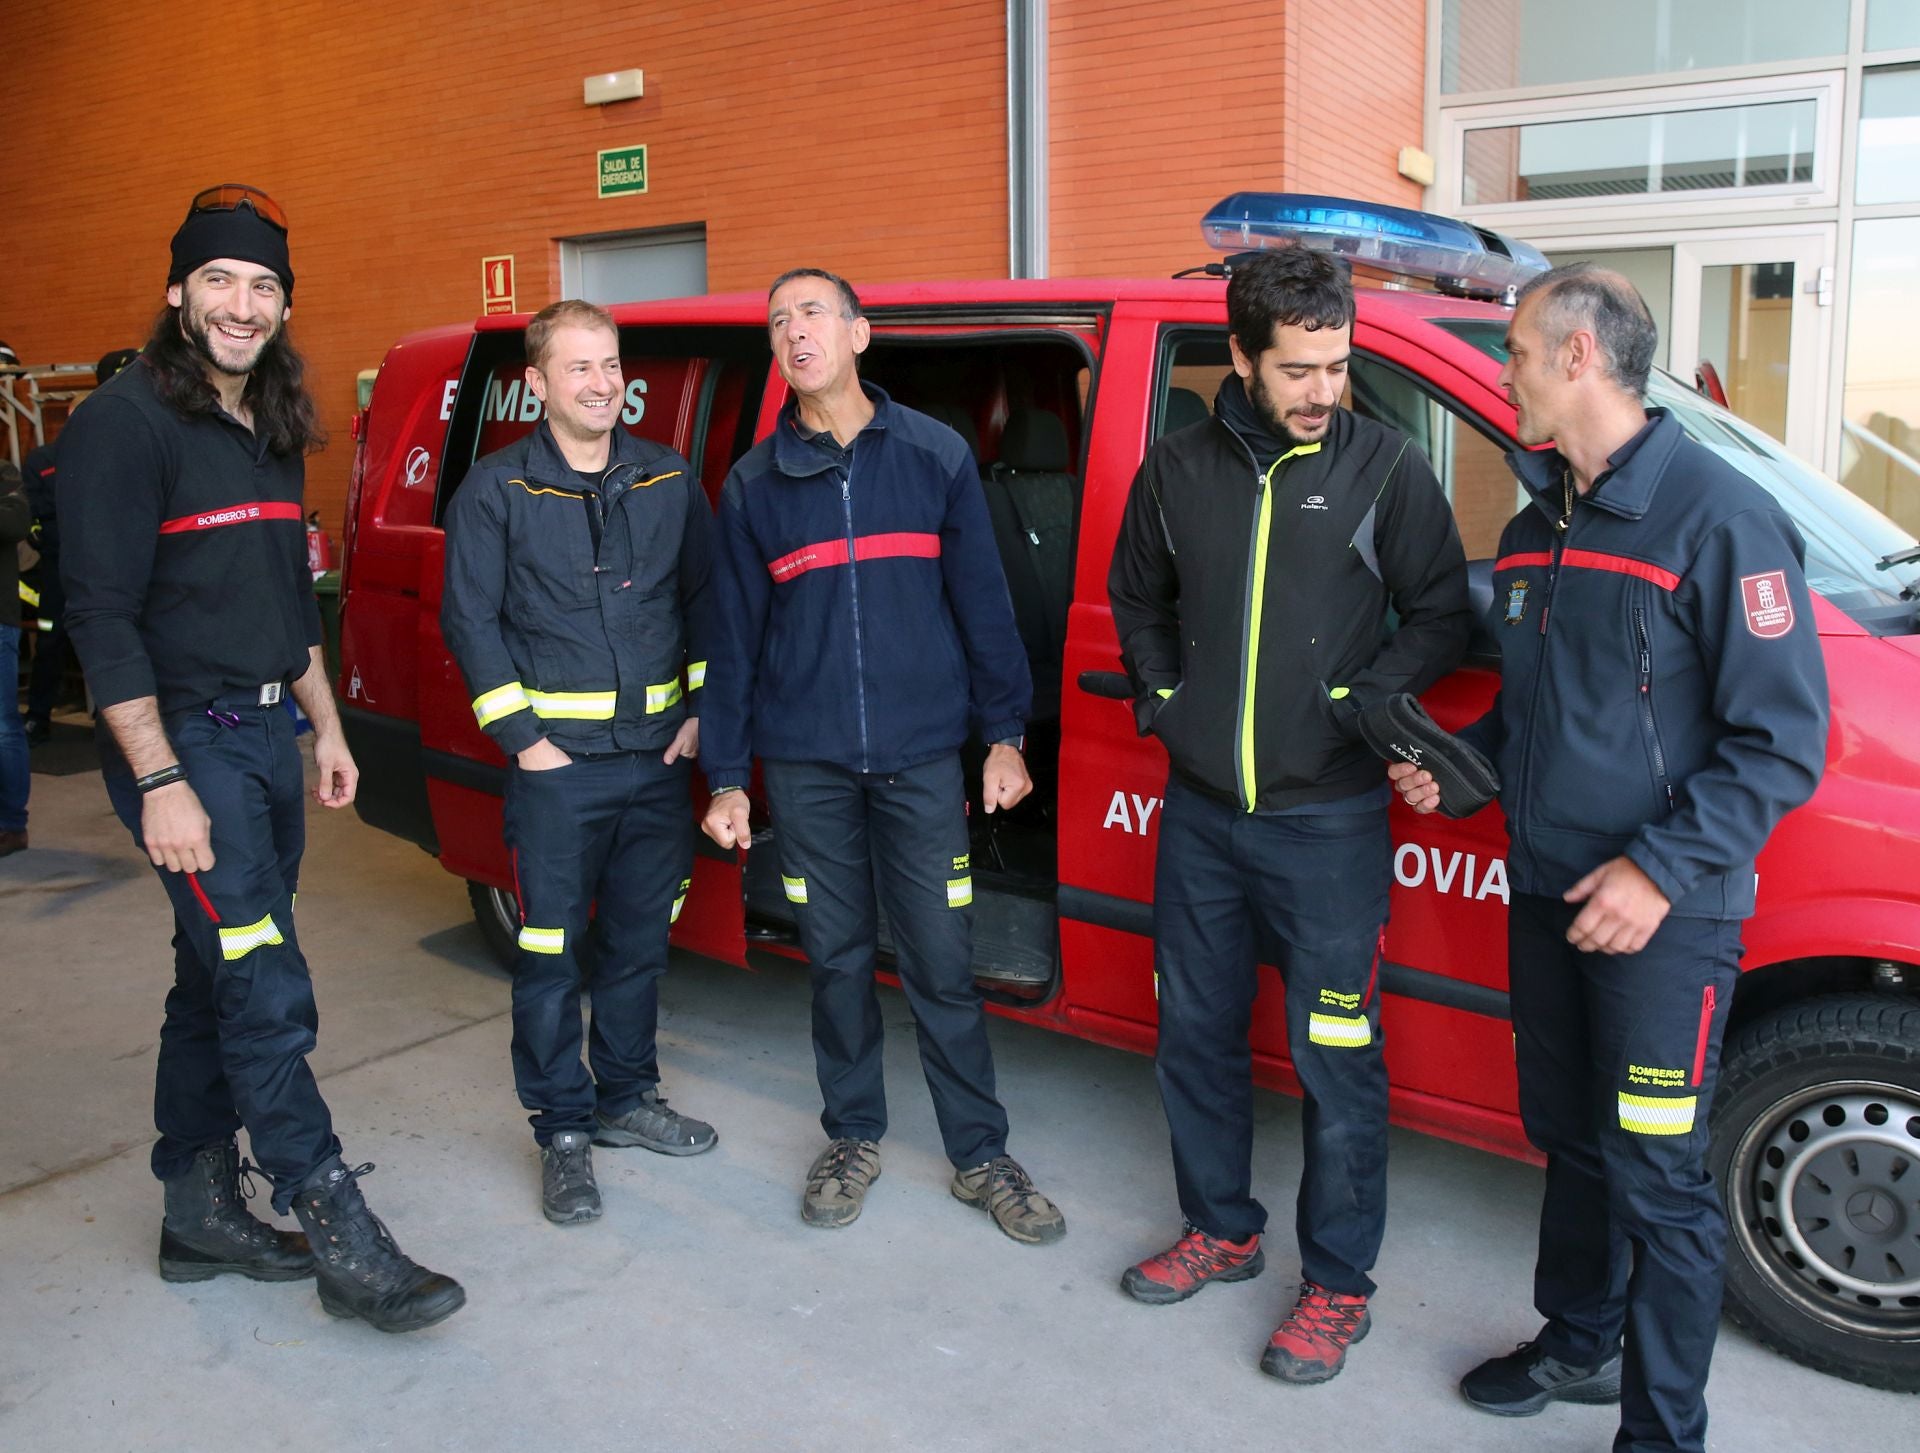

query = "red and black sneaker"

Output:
[[1259, 1282, 1372, 1384], [1120, 1226, 1264, 1305]]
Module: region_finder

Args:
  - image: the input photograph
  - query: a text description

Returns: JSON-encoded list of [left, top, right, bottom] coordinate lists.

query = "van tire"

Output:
[[466, 879, 520, 970], [1708, 992, 1920, 1392]]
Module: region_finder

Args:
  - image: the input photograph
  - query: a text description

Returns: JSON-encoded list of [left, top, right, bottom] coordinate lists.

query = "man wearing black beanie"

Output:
[[56, 184, 466, 1333]]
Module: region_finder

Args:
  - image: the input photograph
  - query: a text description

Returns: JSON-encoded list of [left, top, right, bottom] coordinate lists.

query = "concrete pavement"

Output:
[[1, 729, 1913, 1452]]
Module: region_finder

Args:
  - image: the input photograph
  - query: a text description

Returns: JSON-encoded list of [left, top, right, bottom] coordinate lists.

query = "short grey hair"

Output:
[[1515, 263, 1659, 398]]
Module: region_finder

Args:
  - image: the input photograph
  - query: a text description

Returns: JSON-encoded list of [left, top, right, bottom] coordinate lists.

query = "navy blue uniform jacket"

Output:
[[441, 421, 712, 758], [1460, 410, 1829, 920], [703, 384, 1031, 788]]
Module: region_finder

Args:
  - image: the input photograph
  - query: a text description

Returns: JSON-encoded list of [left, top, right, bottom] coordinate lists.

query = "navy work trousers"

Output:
[[761, 754, 1009, 1169], [1508, 892, 1742, 1453], [1151, 779, 1392, 1297], [502, 750, 692, 1143], [102, 699, 339, 1214]]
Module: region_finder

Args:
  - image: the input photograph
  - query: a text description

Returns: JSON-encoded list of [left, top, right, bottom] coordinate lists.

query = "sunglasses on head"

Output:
[[187, 183, 289, 232]]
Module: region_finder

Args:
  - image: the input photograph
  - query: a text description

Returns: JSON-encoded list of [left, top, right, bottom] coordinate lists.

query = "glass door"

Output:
[[1669, 232, 1833, 461]]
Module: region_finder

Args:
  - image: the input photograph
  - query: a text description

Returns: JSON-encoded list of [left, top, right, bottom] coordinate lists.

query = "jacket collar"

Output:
[[770, 381, 893, 478], [1509, 408, 1681, 524], [524, 419, 659, 490]]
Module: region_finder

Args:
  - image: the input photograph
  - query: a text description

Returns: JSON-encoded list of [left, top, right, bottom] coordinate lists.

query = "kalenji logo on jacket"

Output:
[[1741, 570, 1794, 638]]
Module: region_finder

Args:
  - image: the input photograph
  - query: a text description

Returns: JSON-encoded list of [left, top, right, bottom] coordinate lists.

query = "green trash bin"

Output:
[[312, 569, 342, 685]]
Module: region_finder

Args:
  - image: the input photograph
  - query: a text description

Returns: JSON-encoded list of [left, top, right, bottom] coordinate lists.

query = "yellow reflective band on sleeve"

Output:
[[35, 619, 53, 631], [18, 582, 40, 608], [1308, 1011, 1373, 1048], [1618, 1092, 1697, 1135], [782, 875, 808, 904], [686, 661, 708, 690], [670, 877, 691, 924], [517, 926, 566, 955], [644, 678, 685, 714], [219, 913, 285, 961], [527, 689, 617, 720], [1329, 686, 1350, 700], [946, 876, 973, 907], [472, 682, 531, 727], [1155, 687, 1173, 700]]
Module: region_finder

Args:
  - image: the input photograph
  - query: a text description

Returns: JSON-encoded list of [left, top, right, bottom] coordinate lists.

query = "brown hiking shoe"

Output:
[[801, 1138, 881, 1228], [951, 1155, 1066, 1244]]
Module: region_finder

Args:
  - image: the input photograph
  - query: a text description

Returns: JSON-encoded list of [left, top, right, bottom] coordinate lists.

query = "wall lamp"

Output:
[[584, 70, 645, 106]]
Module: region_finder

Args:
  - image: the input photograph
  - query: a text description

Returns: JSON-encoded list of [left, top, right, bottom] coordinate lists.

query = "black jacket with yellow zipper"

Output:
[[441, 419, 714, 758], [1108, 376, 1471, 812]]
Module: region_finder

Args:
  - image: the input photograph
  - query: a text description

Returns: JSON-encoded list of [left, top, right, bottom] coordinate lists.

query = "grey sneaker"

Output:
[[802, 1138, 881, 1228], [541, 1130, 601, 1225], [593, 1088, 716, 1155], [951, 1155, 1066, 1244]]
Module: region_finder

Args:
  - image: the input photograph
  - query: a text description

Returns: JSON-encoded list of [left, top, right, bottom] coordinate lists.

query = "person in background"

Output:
[[0, 460, 29, 855]]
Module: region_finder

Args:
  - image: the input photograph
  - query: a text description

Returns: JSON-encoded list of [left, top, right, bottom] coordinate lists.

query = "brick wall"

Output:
[[1050, 0, 1425, 278], [0, 0, 1012, 527], [1, 0, 1425, 529]]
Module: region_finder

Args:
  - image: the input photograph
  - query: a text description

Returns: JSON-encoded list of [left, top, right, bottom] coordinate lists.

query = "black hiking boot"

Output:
[[292, 1158, 466, 1333], [158, 1139, 313, 1283]]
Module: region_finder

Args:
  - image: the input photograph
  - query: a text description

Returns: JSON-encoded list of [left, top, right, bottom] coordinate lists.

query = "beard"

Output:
[[180, 300, 279, 378], [1249, 370, 1331, 446]]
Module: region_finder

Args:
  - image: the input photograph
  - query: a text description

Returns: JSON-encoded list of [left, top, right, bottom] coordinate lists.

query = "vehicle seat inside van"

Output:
[[984, 407, 1075, 725]]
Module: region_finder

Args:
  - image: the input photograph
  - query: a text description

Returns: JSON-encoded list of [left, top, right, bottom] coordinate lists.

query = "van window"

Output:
[[1153, 330, 1519, 558], [1430, 315, 1920, 633], [437, 325, 770, 520]]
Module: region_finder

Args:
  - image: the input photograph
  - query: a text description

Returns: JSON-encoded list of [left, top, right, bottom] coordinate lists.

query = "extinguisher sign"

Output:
[[482, 256, 516, 316]]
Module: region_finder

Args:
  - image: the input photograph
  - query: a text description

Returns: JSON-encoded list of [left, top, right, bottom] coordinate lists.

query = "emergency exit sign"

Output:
[[598, 145, 649, 199]]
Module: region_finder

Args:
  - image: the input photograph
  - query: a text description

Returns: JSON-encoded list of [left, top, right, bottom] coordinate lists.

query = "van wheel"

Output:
[[466, 880, 520, 970], [1708, 993, 1920, 1391]]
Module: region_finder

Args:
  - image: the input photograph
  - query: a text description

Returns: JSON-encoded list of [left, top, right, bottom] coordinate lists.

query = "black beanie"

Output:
[[168, 203, 294, 298]]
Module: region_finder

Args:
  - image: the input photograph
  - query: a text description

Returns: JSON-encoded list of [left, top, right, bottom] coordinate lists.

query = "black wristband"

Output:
[[135, 763, 188, 794]]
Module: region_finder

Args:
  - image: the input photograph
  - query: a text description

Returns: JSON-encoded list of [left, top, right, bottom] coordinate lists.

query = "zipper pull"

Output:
[[1640, 647, 1651, 677]]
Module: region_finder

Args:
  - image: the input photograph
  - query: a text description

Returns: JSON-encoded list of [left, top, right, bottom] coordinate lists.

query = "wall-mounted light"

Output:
[[584, 69, 645, 106]]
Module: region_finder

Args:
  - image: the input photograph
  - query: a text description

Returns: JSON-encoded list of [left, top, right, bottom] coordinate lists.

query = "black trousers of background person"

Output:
[[502, 750, 693, 1143], [1151, 778, 1393, 1298], [760, 753, 1010, 1169], [100, 698, 340, 1214], [1507, 892, 1742, 1453]]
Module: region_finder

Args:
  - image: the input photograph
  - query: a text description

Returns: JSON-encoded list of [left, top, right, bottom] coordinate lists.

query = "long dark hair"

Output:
[[142, 303, 326, 457]]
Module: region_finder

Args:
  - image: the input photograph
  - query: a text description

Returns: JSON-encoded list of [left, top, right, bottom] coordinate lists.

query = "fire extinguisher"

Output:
[[306, 511, 335, 576]]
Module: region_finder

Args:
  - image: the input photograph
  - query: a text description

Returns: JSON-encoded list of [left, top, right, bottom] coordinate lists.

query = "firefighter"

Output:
[[1108, 245, 1471, 1382], [441, 298, 718, 1227], [1390, 264, 1829, 1452], [57, 184, 464, 1331], [700, 268, 1064, 1244]]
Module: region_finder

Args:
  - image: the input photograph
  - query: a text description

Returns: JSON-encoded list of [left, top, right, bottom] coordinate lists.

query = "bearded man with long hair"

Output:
[[56, 184, 465, 1334]]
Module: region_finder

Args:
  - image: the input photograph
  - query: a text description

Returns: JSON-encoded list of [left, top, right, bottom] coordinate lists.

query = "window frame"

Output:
[[1439, 70, 1844, 226]]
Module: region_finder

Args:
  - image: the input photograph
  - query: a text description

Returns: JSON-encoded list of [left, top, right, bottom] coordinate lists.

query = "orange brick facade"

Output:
[[1, 0, 1425, 528]]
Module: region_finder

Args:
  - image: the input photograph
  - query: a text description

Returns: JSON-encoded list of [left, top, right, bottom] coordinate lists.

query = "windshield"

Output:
[[1430, 316, 1920, 634]]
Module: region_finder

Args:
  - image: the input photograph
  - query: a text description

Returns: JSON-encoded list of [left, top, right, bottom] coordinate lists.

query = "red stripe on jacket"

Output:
[[1494, 548, 1681, 592], [158, 501, 305, 535], [766, 531, 941, 582]]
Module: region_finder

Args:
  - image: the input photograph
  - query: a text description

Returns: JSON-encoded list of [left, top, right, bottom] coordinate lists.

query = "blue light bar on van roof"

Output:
[[1201, 193, 1549, 296]]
